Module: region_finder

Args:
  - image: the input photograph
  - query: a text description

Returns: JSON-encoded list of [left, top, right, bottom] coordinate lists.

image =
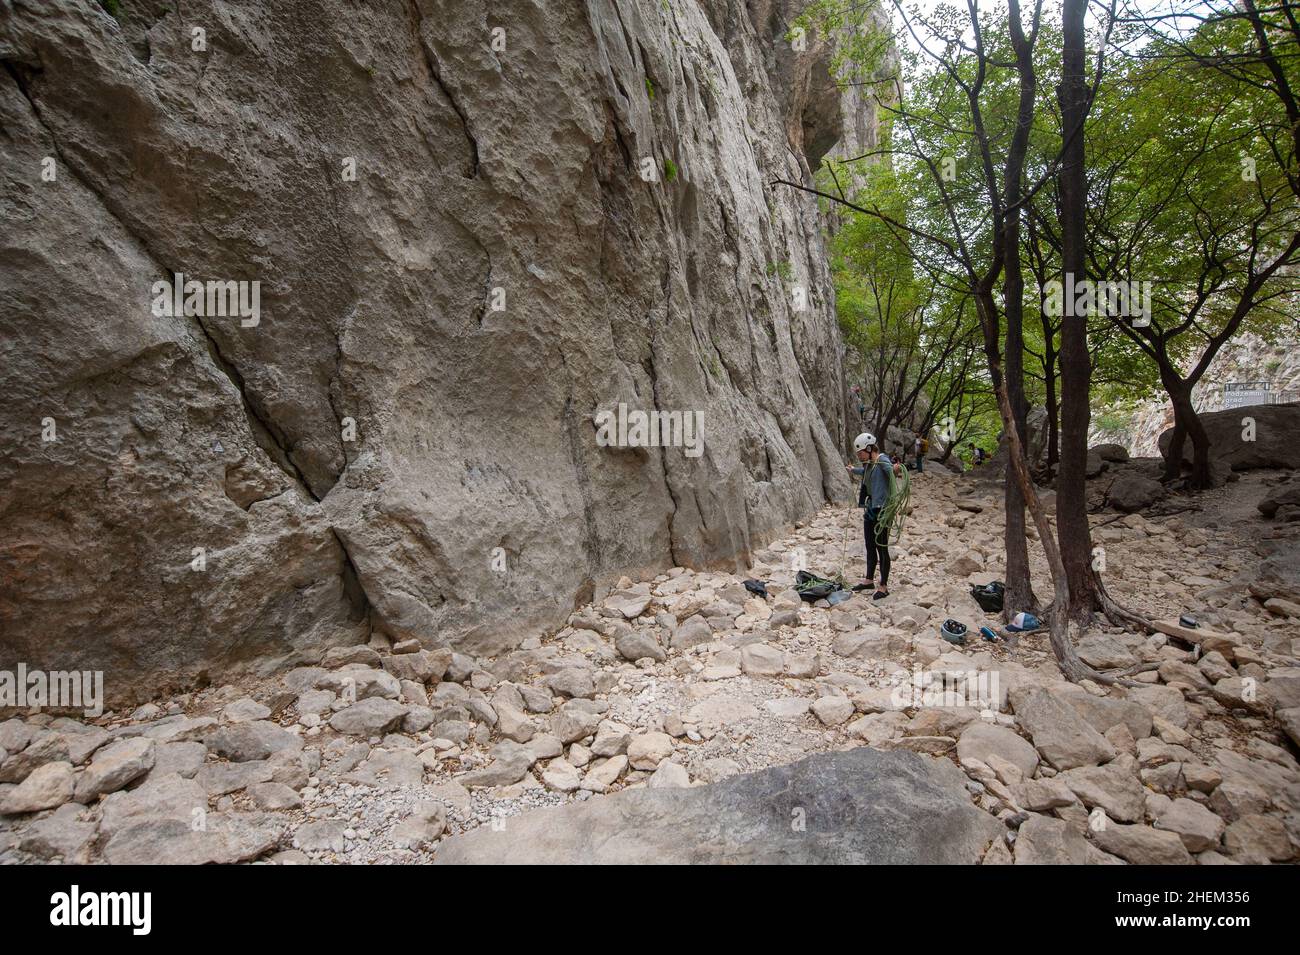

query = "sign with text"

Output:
[[1223, 381, 1272, 409]]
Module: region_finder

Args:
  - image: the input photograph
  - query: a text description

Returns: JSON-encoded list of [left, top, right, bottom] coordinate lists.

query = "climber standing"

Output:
[[845, 432, 904, 600]]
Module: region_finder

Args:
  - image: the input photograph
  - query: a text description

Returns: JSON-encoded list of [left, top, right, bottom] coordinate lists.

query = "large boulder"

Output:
[[1158, 402, 1300, 472], [613, 627, 665, 663], [1026, 406, 1051, 470], [1249, 540, 1300, 604], [1092, 822, 1193, 865], [1013, 814, 1091, 864], [204, 721, 303, 762], [1075, 634, 1138, 670], [1063, 691, 1153, 741], [957, 722, 1040, 779], [1257, 477, 1300, 519], [327, 698, 408, 737], [1058, 764, 1146, 822], [0, 761, 75, 814], [99, 774, 283, 864], [1107, 474, 1164, 513], [1011, 687, 1116, 770], [1086, 450, 1107, 478], [1152, 797, 1225, 853], [73, 737, 156, 803], [1092, 443, 1130, 463], [434, 748, 1001, 864]]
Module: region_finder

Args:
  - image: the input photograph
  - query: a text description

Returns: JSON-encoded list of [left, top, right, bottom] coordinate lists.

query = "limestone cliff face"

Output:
[[0, 0, 876, 702]]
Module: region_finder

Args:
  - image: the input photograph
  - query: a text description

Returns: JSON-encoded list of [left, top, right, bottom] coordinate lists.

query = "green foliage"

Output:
[[645, 77, 655, 100], [1094, 409, 1132, 434], [664, 157, 677, 182], [828, 155, 987, 445], [809, 0, 1298, 444], [794, 1, 893, 93], [1080, 27, 1300, 377], [98, 0, 121, 16], [766, 260, 794, 282]]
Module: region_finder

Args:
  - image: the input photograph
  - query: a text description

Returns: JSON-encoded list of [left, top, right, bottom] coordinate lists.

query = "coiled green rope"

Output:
[[874, 462, 911, 547]]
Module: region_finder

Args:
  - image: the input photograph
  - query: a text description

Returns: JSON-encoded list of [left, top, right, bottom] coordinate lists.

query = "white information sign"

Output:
[[1223, 381, 1272, 409]]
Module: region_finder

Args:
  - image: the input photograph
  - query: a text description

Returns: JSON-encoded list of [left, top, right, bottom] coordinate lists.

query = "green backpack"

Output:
[[795, 570, 843, 602]]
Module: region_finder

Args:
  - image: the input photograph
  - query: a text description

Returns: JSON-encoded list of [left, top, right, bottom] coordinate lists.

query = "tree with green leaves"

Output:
[[1080, 3, 1300, 488], [828, 159, 982, 449], [783, 0, 1147, 679], [782, 0, 1296, 678]]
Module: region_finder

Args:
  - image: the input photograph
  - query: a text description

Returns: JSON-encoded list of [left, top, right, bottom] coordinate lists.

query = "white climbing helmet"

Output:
[[854, 432, 877, 453]]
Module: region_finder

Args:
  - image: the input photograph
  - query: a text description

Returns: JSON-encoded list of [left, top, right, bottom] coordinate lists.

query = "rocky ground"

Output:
[[2, 464, 1298, 865]]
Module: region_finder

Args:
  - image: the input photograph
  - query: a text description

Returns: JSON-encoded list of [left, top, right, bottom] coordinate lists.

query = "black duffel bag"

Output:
[[970, 580, 1005, 614]]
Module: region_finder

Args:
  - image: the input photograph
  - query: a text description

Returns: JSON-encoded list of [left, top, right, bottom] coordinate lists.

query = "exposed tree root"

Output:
[[1034, 603, 1146, 686], [1093, 571, 1157, 633]]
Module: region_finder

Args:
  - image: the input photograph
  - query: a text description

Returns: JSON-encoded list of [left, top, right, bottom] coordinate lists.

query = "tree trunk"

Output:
[[1162, 412, 1186, 482], [1166, 384, 1211, 488], [1055, 0, 1097, 626], [1160, 371, 1190, 481], [979, 297, 1096, 682], [1044, 343, 1059, 480], [1004, 243, 1038, 616], [1187, 407, 1212, 489], [999, 0, 1042, 618]]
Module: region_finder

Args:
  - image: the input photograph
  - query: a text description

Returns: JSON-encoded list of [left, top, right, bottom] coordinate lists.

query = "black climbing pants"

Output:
[[864, 508, 890, 586]]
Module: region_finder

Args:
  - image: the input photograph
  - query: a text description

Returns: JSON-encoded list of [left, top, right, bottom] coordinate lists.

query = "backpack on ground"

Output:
[[970, 580, 1006, 613], [795, 570, 843, 602]]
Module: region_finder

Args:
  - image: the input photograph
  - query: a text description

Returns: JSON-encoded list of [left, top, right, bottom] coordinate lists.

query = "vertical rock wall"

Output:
[[0, 0, 878, 702]]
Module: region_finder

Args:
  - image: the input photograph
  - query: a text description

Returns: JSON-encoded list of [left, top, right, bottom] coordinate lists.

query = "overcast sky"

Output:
[[882, 0, 1205, 55]]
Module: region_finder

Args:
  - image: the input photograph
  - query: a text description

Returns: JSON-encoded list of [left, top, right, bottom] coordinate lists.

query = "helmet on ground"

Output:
[[940, 619, 968, 644], [853, 432, 876, 453]]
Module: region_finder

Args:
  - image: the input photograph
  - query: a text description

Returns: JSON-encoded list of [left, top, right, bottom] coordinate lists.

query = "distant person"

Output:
[[913, 434, 924, 473]]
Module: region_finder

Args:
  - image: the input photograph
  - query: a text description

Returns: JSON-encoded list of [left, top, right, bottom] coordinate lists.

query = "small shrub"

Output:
[[766, 260, 794, 282], [1095, 411, 1130, 433]]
